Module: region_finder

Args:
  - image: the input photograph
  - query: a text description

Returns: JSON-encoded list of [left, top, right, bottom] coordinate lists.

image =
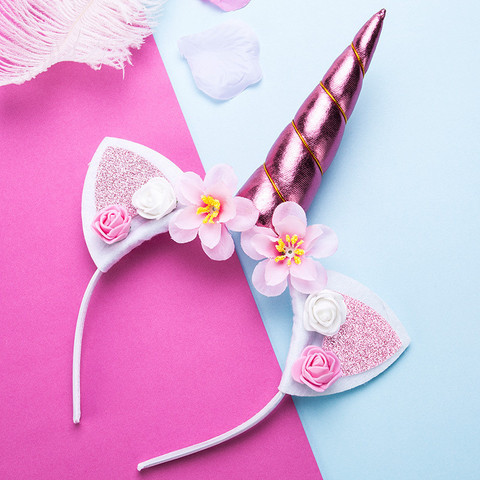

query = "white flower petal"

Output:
[[178, 20, 262, 101]]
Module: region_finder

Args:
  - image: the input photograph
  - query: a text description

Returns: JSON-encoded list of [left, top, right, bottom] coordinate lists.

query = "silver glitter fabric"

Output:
[[322, 295, 402, 376], [95, 147, 164, 216]]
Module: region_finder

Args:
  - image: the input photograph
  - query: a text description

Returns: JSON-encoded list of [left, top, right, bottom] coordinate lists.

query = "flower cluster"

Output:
[[293, 291, 347, 392], [168, 164, 258, 260], [241, 201, 338, 296], [91, 176, 176, 244], [90, 162, 345, 394]]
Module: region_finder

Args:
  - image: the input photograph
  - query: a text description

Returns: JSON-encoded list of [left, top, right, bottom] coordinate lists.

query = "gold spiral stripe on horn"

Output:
[[263, 163, 286, 202], [319, 82, 348, 124], [351, 42, 365, 77], [291, 120, 324, 175]]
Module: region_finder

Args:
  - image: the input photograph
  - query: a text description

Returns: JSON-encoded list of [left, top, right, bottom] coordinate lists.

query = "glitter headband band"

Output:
[[71, 9, 409, 471]]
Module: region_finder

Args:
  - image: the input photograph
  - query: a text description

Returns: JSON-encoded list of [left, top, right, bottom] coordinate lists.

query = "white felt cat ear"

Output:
[[279, 271, 410, 397], [82, 137, 183, 272], [74, 138, 183, 424]]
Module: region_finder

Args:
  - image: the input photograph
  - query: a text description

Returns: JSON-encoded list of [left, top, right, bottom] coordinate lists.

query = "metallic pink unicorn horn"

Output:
[[238, 9, 386, 226], [136, 11, 400, 472]]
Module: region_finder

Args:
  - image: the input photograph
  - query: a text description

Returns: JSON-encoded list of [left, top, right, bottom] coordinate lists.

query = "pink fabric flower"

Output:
[[169, 164, 259, 261], [207, 0, 252, 12], [241, 201, 338, 296], [92, 205, 131, 244], [291, 346, 342, 392]]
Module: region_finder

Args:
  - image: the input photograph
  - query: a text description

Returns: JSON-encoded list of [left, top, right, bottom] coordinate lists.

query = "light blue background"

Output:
[[154, 1, 480, 479]]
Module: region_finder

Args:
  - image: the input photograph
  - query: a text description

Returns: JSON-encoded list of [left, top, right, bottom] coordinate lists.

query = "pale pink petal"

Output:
[[199, 222, 222, 249], [174, 205, 204, 229], [226, 197, 259, 232], [241, 226, 275, 260], [250, 233, 279, 258], [202, 225, 235, 261], [169, 215, 198, 244], [204, 164, 237, 193], [252, 260, 288, 297], [264, 259, 290, 286], [272, 201, 307, 232], [304, 224, 338, 258], [290, 263, 327, 295], [207, 0, 251, 12], [175, 172, 205, 206], [206, 181, 231, 202], [289, 257, 317, 281], [274, 215, 307, 239], [217, 194, 236, 223]]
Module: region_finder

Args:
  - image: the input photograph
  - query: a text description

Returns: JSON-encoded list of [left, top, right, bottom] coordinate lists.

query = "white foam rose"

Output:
[[303, 289, 347, 336], [132, 177, 177, 220]]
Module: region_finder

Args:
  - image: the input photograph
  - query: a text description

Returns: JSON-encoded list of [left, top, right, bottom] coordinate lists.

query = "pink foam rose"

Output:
[[240, 201, 338, 296], [92, 204, 132, 244], [291, 346, 342, 393], [169, 164, 259, 261]]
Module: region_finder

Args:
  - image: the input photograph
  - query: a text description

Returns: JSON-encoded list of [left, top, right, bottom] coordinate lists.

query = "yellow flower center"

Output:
[[275, 234, 305, 266], [196, 195, 221, 223]]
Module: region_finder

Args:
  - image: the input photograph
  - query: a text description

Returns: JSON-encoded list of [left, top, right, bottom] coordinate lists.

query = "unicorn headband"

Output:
[[72, 9, 409, 471]]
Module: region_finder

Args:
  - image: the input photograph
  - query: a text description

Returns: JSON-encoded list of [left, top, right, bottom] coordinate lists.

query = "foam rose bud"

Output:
[[92, 205, 131, 244], [303, 290, 347, 336], [291, 346, 341, 393], [132, 177, 177, 220]]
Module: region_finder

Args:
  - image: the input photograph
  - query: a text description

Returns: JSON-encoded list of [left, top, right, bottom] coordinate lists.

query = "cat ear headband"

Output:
[[73, 9, 409, 471]]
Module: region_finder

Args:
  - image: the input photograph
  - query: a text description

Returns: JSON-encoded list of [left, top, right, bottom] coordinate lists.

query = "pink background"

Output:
[[0, 38, 321, 479]]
